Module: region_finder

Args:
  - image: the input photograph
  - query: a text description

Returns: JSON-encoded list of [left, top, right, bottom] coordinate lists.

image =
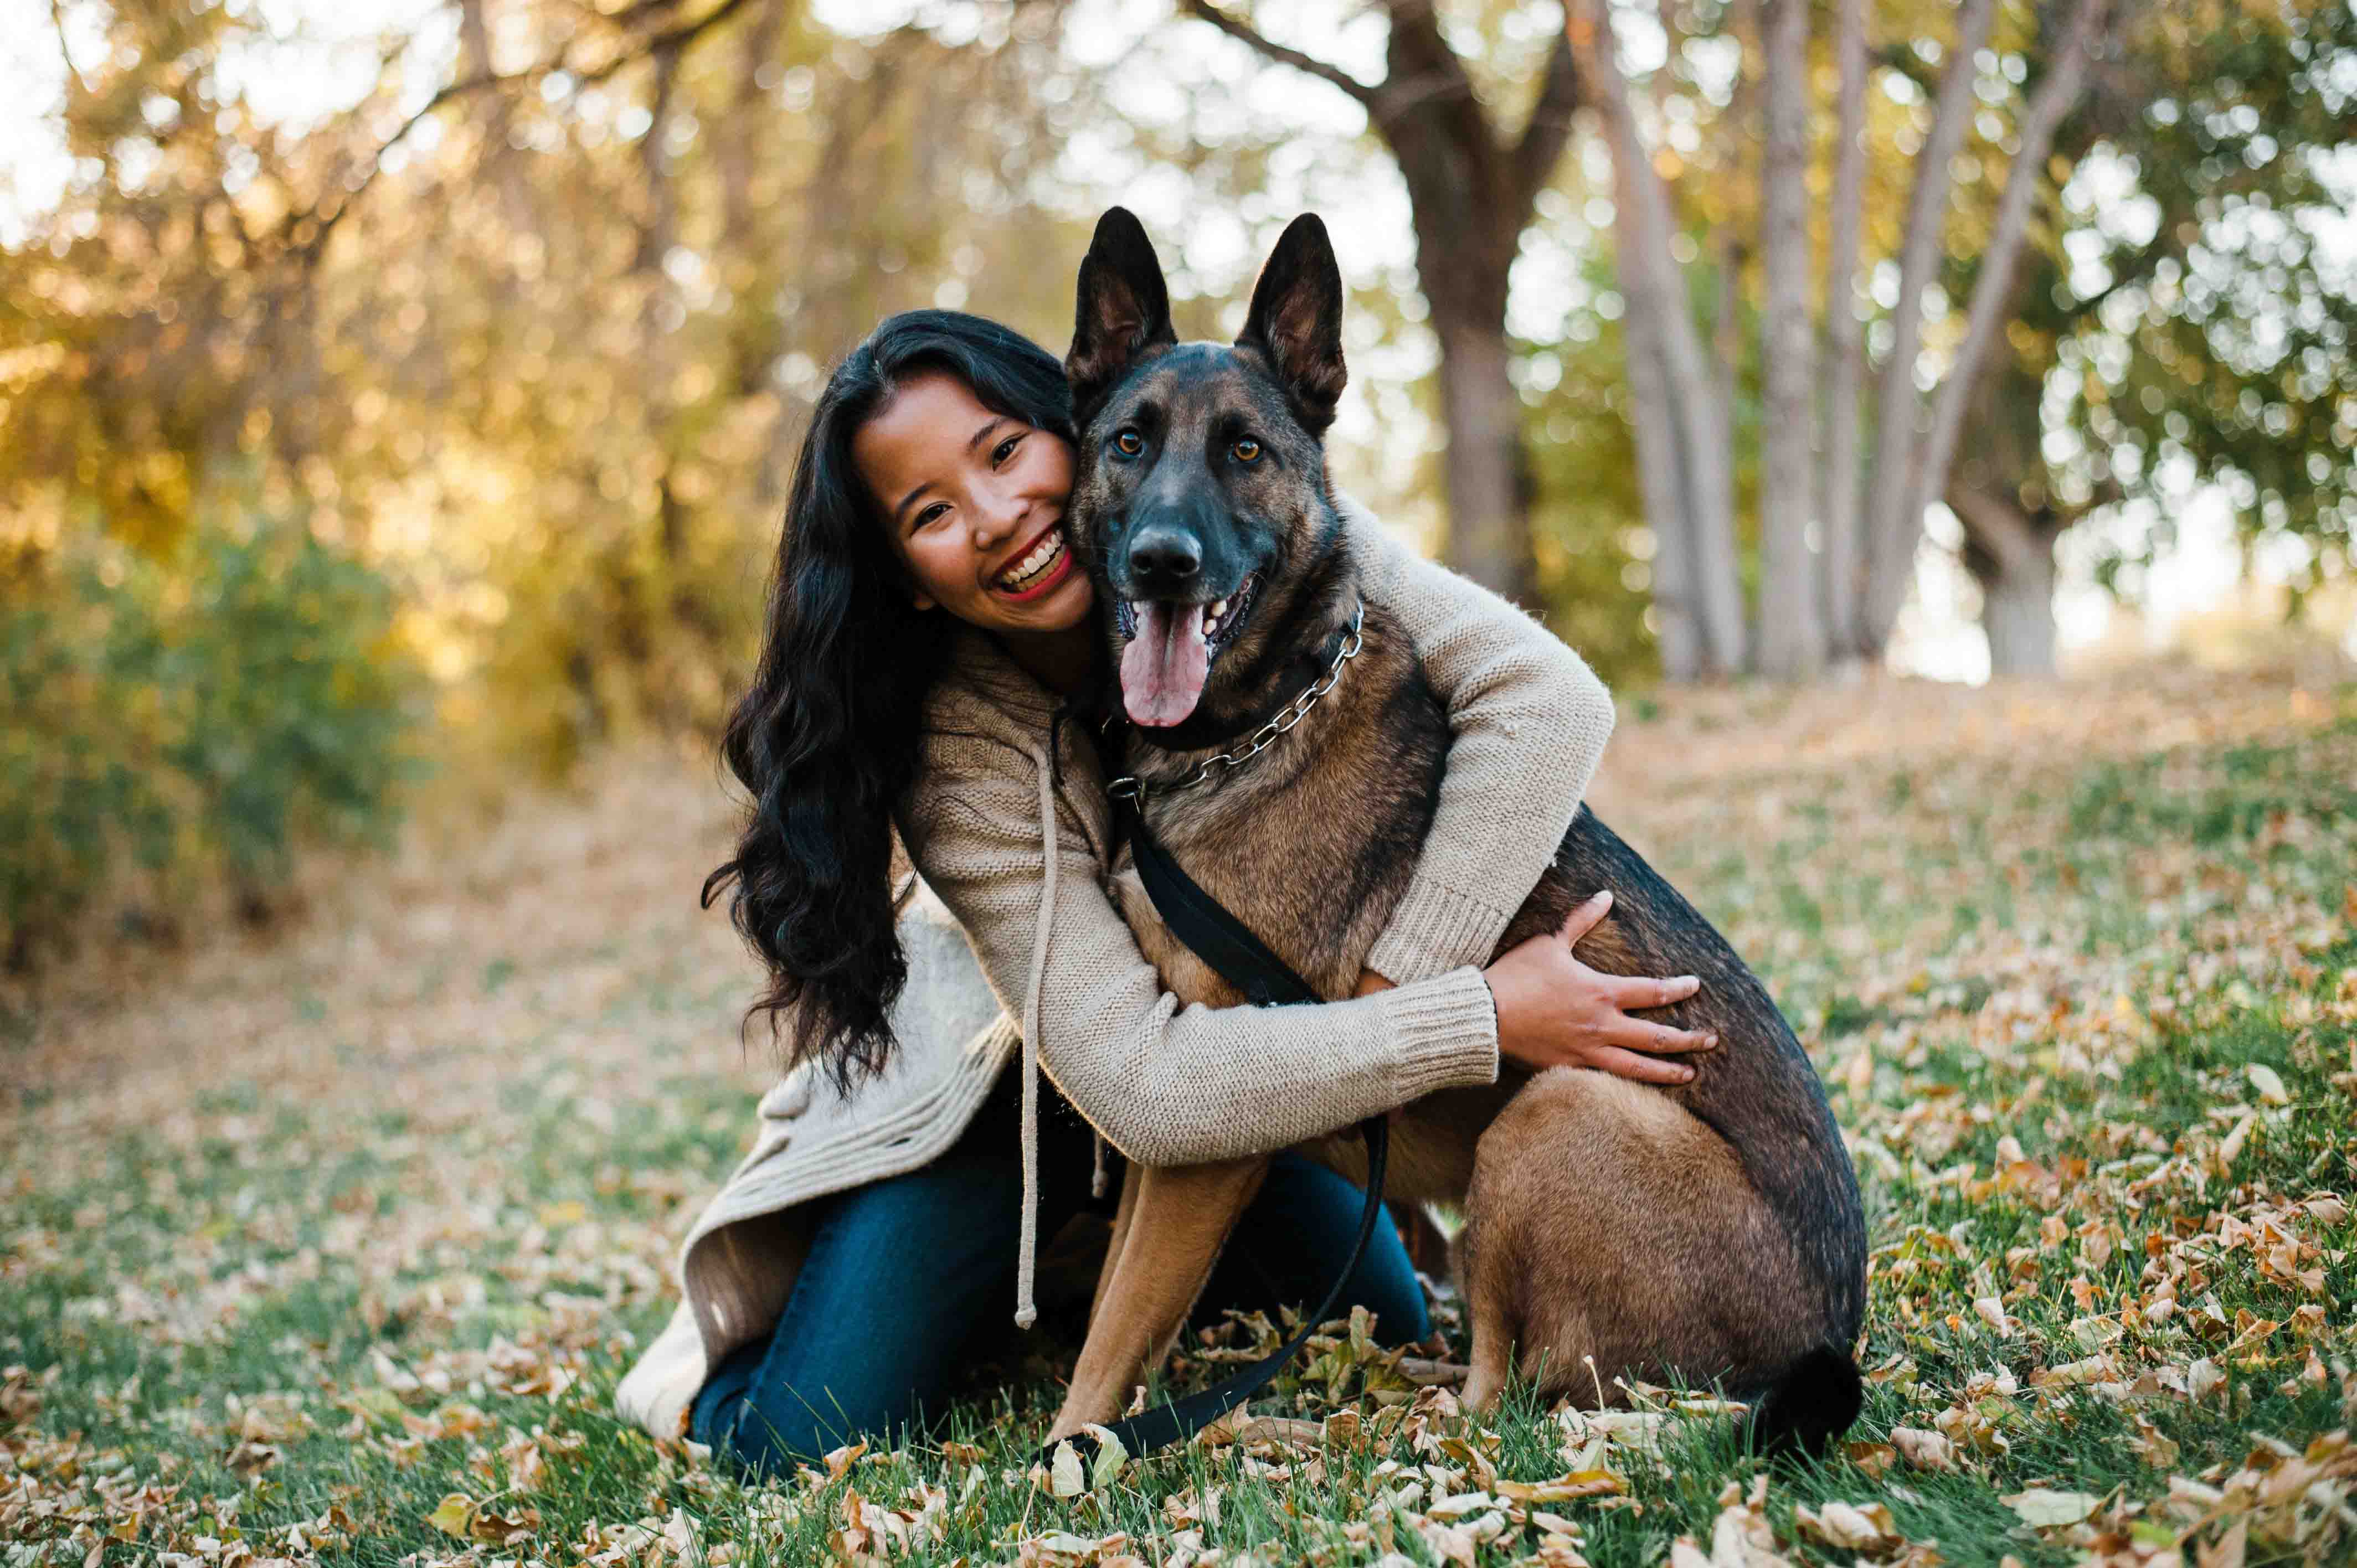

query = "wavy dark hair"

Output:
[[704, 310, 1074, 1089]]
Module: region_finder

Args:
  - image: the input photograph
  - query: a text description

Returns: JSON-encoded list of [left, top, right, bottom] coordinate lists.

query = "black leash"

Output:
[[1056, 801, 1389, 1462]]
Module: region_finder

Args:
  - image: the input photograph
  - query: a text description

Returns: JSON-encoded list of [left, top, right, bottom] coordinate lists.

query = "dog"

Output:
[[1046, 208, 1868, 1454]]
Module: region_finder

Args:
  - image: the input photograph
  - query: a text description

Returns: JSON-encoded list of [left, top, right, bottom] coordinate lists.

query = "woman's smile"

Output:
[[989, 523, 1075, 601]]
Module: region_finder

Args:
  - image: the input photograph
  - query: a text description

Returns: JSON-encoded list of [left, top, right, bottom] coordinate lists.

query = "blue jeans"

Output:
[[689, 1082, 1427, 1474]]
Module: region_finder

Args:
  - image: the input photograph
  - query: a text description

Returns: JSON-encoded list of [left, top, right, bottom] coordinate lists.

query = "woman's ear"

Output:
[[912, 591, 938, 613]]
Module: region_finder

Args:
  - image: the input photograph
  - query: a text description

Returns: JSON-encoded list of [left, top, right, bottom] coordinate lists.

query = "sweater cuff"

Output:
[[1366, 883, 1520, 984], [1378, 966, 1501, 1103]]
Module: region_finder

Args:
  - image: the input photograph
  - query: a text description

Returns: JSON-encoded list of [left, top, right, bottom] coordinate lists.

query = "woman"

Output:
[[616, 311, 1714, 1474]]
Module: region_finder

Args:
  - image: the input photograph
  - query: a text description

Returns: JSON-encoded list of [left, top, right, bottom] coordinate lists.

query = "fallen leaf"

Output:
[[2002, 1488, 2101, 1528]]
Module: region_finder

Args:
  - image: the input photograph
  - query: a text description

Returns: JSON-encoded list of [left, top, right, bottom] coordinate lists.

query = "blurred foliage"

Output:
[[0, 507, 419, 969], [1, 0, 2351, 934], [2036, 0, 2357, 601]]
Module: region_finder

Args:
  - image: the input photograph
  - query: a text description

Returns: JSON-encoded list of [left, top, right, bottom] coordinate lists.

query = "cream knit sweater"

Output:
[[614, 507, 1615, 1438]]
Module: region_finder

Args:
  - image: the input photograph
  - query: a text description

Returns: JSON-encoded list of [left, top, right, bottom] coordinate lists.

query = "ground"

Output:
[[3, 658, 2354, 1567]]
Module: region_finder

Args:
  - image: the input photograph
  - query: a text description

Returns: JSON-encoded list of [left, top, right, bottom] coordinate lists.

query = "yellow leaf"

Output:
[[1496, 1470, 1625, 1503], [426, 1493, 475, 1538]]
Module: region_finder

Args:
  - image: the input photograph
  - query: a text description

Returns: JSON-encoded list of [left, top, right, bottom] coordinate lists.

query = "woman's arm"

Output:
[[1349, 506, 1616, 984], [902, 738, 1500, 1168]]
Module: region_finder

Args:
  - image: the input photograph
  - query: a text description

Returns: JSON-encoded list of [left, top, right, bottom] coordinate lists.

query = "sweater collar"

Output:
[[943, 627, 1073, 730]]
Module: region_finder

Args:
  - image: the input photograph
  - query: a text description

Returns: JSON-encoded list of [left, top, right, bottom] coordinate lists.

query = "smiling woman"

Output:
[[852, 370, 1092, 641], [624, 305, 1713, 1475]]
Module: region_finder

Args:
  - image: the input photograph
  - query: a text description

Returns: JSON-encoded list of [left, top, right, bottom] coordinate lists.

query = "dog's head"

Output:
[[1062, 208, 1351, 737]]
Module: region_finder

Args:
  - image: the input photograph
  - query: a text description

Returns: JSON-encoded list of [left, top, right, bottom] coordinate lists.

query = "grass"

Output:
[[4, 661, 2354, 1566]]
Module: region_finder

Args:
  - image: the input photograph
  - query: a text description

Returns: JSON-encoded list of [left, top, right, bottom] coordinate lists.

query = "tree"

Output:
[[1183, 1, 1583, 607], [1569, 0, 2117, 675], [1562, 0, 1747, 675], [1755, 0, 1820, 677]]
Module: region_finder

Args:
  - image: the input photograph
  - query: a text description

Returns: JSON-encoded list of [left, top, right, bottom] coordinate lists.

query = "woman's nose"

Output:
[[971, 489, 1028, 545]]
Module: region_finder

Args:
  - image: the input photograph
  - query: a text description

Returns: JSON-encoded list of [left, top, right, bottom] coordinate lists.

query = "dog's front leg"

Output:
[[1046, 1156, 1270, 1443]]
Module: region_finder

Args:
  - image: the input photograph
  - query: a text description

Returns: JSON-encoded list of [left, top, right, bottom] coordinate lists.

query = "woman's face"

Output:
[[854, 370, 1092, 638]]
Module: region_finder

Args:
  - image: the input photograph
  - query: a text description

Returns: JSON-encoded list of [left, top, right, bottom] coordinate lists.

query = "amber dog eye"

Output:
[[1113, 429, 1144, 457], [1232, 438, 1262, 463]]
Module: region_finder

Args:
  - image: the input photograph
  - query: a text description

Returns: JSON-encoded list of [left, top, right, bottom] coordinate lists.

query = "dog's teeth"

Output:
[[1210, 599, 1228, 618]]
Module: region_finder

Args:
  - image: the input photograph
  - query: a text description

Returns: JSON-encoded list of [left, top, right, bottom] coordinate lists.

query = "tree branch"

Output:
[[1182, 0, 1378, 107], [49, 0, 93, 98], [1510, 32, 1581, 210], [286, 0, 763, 262]]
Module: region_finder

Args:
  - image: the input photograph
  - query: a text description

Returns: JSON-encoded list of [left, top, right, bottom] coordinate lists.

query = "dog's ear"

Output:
[[1237, 213, 1346, 437], [1068, 208, 1176, 421]]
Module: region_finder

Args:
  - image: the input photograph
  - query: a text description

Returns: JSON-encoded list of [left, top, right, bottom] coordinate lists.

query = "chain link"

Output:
[[1109, 601, 1365, 805]]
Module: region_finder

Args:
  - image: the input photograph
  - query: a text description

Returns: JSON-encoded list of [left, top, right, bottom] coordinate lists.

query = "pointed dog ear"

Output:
[[1238, 213, 1346, 437], [1067, 208, 1176, 422]]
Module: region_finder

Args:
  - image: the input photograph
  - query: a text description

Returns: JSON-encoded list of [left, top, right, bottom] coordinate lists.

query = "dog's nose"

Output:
[[1127, 525, 1202, 587]]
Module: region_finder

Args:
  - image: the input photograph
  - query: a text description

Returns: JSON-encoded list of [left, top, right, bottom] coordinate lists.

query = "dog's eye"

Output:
[[1231, 438, 1262, 464], [1113, 428, 1144, 458]]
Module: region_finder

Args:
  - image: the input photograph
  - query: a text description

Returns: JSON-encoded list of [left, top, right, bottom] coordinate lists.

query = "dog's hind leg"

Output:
[[1458, 1275, 1517, 1414], [1461, 1068, 1835, 1419], [1047, 1156, 1270, 1443]]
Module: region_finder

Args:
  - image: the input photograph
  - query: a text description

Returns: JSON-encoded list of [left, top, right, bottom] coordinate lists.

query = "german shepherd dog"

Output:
[[1047, 208, 1867, 1454]]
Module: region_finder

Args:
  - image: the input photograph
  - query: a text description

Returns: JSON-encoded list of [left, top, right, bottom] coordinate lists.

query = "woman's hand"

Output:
[[1476, 891, 1716, 1085]]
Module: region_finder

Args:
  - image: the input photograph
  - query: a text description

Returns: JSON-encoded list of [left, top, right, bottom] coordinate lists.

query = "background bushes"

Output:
[[0, 514, 419, 970]]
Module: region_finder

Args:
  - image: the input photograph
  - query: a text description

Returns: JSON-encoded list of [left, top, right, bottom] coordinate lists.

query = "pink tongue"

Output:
[[1121, 602, 1210, 728]]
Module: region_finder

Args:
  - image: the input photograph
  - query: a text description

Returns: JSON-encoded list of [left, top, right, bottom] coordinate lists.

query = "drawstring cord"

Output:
[[1012, 710, 1069, 1329]]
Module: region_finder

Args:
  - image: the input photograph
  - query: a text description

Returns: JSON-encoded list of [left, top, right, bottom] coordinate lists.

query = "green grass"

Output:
[[4, 686, 2355, 1565]]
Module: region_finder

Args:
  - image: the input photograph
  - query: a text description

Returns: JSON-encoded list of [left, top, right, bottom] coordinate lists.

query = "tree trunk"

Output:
[[1950, 487, 2061, 676], [1756, 0, 1821, 678], [1856, 0, 1998, 653], [1870, 0, 2115, 646], [1567, 0, 1746, 675], [1615, 238, 1708, 679], [1429, 312, 1541, 608], [1975, 547, 2059, 675], [1818, 0, 1867, 658]]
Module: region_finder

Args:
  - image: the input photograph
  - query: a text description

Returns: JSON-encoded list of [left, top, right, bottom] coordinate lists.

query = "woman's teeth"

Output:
[[994, 529, 1066, 592]]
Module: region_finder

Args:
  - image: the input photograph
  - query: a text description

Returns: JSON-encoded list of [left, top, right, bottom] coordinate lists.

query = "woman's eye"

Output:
[[1232, 437, 1262, 464], [914, 503, 949, 530], [1113, 429, 1143, 457], [992, 434, 1023, 465]]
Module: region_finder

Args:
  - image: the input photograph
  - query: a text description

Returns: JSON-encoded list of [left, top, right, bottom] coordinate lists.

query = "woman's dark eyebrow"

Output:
[[892, 480, 933, 525], [969, 417, 1009, 453]]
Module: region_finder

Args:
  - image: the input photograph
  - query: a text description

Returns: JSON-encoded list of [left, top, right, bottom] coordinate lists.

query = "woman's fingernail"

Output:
[[1591, 890, 1613, 909], [1680, 1066, 1696, 1081], [1705, 1033, 1720, 1050], [1679, 974, 1699, 991]]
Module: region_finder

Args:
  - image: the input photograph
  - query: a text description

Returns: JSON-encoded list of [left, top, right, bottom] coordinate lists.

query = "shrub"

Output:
[[0, 514, 420, 969]]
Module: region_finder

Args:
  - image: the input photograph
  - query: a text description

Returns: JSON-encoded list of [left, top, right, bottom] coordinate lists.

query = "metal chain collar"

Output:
[[1108, 601, 1365, 805]]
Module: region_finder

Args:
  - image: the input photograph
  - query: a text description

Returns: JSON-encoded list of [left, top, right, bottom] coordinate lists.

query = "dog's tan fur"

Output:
[[1042, 210, 1865, 1447]]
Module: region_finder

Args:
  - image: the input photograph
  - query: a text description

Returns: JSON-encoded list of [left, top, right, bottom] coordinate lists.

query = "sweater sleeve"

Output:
[[901, 739, 1500, 1168], [1352, 513, 1617, 984]]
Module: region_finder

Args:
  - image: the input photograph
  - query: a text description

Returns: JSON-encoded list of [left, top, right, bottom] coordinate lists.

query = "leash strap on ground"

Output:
[[1067, 807, 1390, 1462]]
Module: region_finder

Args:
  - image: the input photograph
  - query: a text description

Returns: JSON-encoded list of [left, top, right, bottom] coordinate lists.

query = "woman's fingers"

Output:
[[1610, 971, 1700, 1011], [1557, 889, 1614, 946], [1609, 1018, 1718, 1054], [1589, 1046, 1698, 1086]]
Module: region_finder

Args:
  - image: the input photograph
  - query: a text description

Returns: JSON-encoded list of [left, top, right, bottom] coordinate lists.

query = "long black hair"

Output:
[[704, 310, 1074, 1089]]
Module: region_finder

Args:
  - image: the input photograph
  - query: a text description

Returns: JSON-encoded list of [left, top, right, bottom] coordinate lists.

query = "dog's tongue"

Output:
[[1121, 601, 1210, 728]]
